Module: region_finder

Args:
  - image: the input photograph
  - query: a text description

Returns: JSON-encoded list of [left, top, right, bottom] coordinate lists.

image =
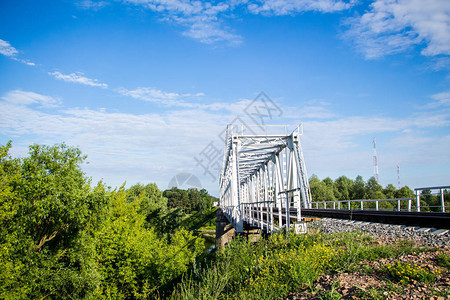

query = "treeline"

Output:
[[163, 187, 216, 214], [0, 142, 215, 299], [310, 175, 449, 211]]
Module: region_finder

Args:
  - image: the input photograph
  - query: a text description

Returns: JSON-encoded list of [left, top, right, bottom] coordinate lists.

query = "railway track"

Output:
[[244, 208, 450, 230], [301, 209, 450, 229]]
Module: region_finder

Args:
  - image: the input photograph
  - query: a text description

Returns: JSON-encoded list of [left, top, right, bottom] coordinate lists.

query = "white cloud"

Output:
[[122, 0, 243, 45], [119, 86, 242, 111], [0, 39, 18, 56], [427, 91, 450, 108], [109, 0, 355, 44], [0, 38, 36, 66], [1, 90, 61, 108], [418, 90, 450, 109], [182, 20, 243, 45], [431, 91, 450, 107], [21, 60, 35, 66], [0, 94, 229, 192], [119, 87, 182, 105], [1, 89, 450, 193], [283, 100, 336, 120], [344, 0, 450, 59], [49, 71, 108, 88], [77, 0, 109, 10], [248, 0, 356, 15]]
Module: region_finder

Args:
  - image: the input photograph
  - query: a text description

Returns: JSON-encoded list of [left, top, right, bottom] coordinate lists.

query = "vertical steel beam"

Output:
[[231, 135, 243, 232], [416, 190, 421, 212], [263, 164, 269, 232], [274, 153, 284, 229]]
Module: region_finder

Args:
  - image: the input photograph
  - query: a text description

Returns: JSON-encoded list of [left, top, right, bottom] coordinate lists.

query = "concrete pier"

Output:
[[215, 208, 235, 250]]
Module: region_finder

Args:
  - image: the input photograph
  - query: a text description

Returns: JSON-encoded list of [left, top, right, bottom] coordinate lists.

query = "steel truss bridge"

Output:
[[219, 125, 450, 232], [219, 124, 311, 233]]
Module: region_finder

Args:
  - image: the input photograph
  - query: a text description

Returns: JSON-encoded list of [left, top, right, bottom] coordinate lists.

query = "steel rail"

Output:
[[302, 208, 450, 229]]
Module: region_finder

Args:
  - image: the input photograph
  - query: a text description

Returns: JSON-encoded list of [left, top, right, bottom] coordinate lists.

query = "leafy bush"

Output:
[[174, 230, 431, 300], [0, 142, 206, 299], [437, 252, 450, 269], [382, 261, 438, 284]]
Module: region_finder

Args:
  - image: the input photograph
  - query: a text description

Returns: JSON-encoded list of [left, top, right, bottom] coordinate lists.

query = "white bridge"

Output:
[[219, 124, 311, 233]]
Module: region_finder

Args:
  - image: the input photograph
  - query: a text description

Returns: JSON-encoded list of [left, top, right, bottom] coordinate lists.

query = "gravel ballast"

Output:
[[309, 218, 450, 247]]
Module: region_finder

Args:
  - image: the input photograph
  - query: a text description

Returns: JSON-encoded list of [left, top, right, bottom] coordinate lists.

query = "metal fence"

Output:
[[310, 185, 450, 213]]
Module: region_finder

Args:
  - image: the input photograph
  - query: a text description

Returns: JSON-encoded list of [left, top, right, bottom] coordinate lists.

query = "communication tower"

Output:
[[373, 138, 379, 183]]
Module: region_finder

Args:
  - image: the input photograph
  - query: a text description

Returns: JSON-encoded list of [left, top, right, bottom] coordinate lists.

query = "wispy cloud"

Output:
[[119, 87, 182, 105], [0, 38, 35, 66], [75, 0, 448, 59], [430, 91, 450, 107], [343, 0, 450, 59], [77, 0, 109, 10], [181, 19, 243, 45], [89, 0, 354, 45], [248, 0, 356, 15], [119, 86, 234, 110], [2, 88, 449, 192], [0, 39, 18, 56], [123, 0, 243, 45], [49, 71, 108, 88], [1, 90, 61, 108], [0, 90, 227, 191]]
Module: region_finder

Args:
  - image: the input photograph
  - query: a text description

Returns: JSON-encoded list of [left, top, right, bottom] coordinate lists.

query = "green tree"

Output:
[[323, 177, 340, 200], [0, 142, 109, 299], [0, 142, 211, 299], [127, 182, 169, 232], [366, 177, 386, 199], [188, 188, 200, 212], [94, 187, 204, 298], [334, 176, 354, 200], [164, 187, 190, 212], [351, 175, 368, 200], [383, 184, 397, 199], [309, 175, 336, 203]]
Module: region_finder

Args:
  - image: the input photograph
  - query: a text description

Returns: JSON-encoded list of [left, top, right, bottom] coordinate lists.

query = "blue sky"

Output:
[[1, 0, 449, 195]]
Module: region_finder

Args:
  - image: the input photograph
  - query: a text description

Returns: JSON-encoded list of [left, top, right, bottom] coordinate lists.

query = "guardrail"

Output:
[[240, 189, 306, 234], [414, 185, 449, 212], [311, 198, 416, 212], [311, 191, 449, 213]]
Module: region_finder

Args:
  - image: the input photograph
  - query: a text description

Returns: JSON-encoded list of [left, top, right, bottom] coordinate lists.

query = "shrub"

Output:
[[382, 261, 438, 284], [437, 252, 450, 269]]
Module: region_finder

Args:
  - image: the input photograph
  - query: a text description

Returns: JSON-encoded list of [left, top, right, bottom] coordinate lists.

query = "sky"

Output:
[[0, 0, 449, 196]]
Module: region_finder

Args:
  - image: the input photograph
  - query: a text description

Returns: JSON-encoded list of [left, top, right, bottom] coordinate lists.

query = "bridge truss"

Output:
[[219, 125, 311, 233]]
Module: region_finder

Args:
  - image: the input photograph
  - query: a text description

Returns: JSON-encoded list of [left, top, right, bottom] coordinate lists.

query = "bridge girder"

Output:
[[219, 125, 311, 233]]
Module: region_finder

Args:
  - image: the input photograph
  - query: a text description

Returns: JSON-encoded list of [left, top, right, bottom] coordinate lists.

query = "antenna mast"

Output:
[[373, 138, 379, 183], [397, 164, 400, 188]]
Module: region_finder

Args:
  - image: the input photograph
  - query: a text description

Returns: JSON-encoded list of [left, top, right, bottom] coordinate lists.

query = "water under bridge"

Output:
[[217, 124, 450, 246]]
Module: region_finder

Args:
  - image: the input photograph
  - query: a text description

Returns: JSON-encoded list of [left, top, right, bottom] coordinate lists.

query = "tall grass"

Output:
[[172, 230, 423, 300]]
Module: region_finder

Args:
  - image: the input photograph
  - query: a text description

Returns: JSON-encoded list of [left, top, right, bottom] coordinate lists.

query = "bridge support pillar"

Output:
[[216, 208, 235, 250]]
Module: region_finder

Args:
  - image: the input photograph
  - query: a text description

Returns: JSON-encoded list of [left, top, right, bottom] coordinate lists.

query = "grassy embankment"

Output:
[[171, 229, 450, 299]]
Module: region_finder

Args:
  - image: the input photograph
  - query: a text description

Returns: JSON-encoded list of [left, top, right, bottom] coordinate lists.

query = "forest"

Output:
[[0, 142, 216, 299], [0, 141, 448, 299]]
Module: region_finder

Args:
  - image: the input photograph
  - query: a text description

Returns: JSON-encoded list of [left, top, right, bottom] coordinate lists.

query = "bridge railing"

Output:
[[311, 198, 415, 212], [414, 185, 449, 212], [240, 189, 306, 234], [311, 196, 449, 213]]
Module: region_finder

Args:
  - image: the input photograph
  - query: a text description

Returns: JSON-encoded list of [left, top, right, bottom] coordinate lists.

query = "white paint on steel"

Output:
[[219, 124, 311, 233]]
